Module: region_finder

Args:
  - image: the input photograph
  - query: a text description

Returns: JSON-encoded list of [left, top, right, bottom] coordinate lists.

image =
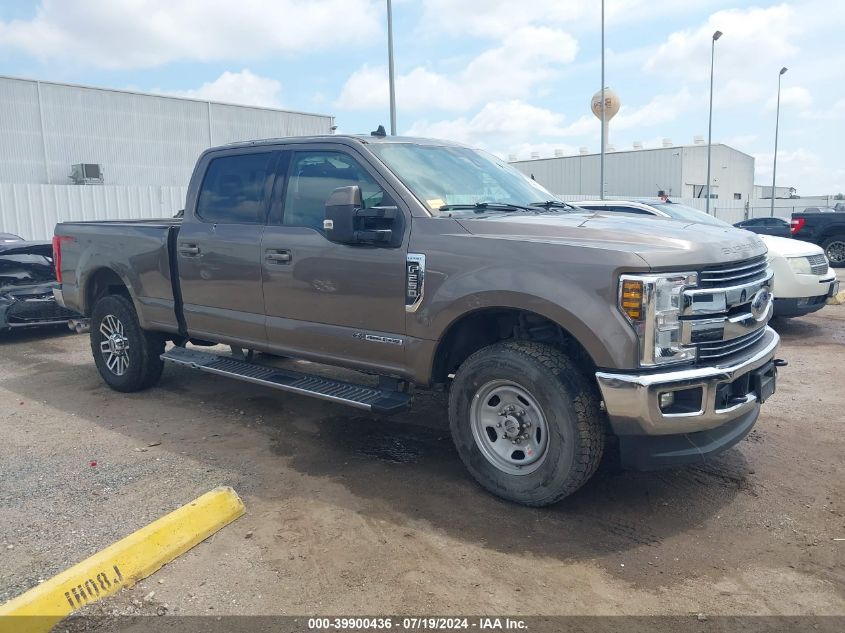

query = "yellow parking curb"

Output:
[[0, 486, 245, 633]]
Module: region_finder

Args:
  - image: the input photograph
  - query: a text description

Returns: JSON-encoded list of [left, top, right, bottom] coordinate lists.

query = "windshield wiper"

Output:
[[439, 202, 537, 213], [528, 200, 579, 211]]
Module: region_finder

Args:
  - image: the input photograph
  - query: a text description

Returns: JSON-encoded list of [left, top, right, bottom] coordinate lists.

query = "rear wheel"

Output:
[[822, 234, 845, 267], [90, 294, 165, 392], [448, 341, 605, 507]]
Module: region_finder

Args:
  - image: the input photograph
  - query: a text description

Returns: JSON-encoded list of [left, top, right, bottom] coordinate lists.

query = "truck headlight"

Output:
[[787, 256, 812, 275], [619, 273, 697, 366]]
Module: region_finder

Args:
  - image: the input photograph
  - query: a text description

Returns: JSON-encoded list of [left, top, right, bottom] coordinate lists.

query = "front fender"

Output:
[[407, 259, 641, 371]]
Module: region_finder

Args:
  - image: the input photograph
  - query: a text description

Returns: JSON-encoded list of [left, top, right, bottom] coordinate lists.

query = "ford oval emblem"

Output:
[[750, 288, 772, 320]]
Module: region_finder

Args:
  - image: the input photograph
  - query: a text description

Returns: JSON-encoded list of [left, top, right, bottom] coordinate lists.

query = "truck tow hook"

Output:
[[773, 358, 788, 368]]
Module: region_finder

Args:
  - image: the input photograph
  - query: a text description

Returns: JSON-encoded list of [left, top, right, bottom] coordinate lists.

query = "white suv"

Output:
[[577, 199, 839, 318]]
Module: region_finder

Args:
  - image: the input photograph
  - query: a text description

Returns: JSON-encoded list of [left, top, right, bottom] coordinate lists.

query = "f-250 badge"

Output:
[[405, 253, 426, 312]]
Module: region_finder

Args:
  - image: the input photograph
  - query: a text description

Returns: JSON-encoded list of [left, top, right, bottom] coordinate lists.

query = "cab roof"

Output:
[[220, 134, 468, 151]]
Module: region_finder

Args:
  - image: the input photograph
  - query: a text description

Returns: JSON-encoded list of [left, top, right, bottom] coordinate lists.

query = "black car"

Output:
[[733, 217, 792, 238], [0, 240, 81, 332], [791, 210, 845, 266]]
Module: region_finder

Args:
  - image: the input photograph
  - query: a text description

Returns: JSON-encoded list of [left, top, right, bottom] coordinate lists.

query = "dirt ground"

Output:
[[1, 280, 843, 621]]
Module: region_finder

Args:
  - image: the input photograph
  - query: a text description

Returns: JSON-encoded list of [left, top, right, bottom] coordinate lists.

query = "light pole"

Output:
[[387, 0, 397, 135], [705, 30, 722, 214], [600, 0, 605, 199], [770, 66, 788, 217]]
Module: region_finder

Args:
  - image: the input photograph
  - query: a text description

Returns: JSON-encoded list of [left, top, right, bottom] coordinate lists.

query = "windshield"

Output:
[[368, 143, 558, 213], [649, 203, 731, 227]]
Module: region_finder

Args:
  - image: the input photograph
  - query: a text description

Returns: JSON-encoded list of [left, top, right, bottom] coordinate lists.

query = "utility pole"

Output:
[[600, 0, 605, 199], [706, 30, 722, 214], [771, 67, 788, 217], [387, 0, 397, 135]]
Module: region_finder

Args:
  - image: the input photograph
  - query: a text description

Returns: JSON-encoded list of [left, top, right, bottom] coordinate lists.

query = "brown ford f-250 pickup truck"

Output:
[[53, 133, 783, 506]]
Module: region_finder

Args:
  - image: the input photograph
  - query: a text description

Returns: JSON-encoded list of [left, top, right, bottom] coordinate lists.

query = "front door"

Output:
[[177, 149, 277, 348], [260, 147, 409, 375]]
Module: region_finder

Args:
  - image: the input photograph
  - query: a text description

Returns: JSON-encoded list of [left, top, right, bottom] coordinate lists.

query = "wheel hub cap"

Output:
[[501, 414, 521, 439], [107, 333, 128, 355]]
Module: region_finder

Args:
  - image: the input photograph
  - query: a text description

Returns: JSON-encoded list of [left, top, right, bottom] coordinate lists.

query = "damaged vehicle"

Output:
[[0, 240, 81, 333]]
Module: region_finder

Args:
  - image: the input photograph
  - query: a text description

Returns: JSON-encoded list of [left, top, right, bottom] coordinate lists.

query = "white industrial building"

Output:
[[0, 75, 334, 239], [753, 184, 796, 199], [511, 141, 755, 202]]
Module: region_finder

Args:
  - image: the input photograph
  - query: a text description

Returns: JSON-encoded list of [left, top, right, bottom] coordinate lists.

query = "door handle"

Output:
[[265, 249, 292, 264], [178, 243, 200, 256]]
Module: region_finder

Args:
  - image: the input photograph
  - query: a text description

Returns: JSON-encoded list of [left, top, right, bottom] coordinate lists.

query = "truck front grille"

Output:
[[807, 253, 828, 275], [698, 255, 769, 287], [680, 254, 773, 364], [696, 327, 767, 362]]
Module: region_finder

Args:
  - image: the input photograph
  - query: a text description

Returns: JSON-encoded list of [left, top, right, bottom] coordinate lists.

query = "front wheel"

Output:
[[822, 234, 845, 267], [448, 341, 605, 507], [90, 294, 165, 392]]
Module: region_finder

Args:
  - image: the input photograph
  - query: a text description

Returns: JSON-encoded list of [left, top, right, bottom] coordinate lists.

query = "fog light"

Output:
[[659, 391, 675, 411]]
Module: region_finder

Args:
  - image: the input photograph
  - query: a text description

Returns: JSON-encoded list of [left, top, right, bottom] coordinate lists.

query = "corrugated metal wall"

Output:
[[512, 144, 754, 200], [0, 75, 334, 187], [0, 184, 186, 241], [0, 78, 47, 184], [679, 145, 755, 201], [513, 148, 684, 197]]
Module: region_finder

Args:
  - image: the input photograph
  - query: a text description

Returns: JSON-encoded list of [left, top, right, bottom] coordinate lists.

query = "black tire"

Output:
[[90, 294, 165, 392], [448, 341, 605, 507], [821, 234, 845, 267]]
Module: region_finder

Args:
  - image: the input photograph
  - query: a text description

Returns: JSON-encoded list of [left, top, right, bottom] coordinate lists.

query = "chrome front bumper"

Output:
[[595, 327, 780, 436]]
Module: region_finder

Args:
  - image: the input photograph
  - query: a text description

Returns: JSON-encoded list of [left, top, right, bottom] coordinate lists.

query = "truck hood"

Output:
[[0, 241, 53, 257], [759, 234, 823, 259], [456, 212, 767, 269]]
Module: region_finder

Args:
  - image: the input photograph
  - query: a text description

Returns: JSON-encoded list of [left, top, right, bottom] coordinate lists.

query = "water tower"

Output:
[[590, 88, 620, 153]]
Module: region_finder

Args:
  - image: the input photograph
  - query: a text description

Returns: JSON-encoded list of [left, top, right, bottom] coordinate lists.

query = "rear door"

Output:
[[259, 144, 409, 374], [177, 148, 278, 348]]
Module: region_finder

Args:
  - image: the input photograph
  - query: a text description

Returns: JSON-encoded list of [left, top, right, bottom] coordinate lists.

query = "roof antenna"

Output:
[[371, 124, 387, 138]]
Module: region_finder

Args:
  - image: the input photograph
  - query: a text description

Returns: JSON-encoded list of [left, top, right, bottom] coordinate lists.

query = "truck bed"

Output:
[[54, 218, 182, 333]]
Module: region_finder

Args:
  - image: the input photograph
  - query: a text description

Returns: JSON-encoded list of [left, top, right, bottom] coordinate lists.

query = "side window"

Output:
[[197, 152, 275, 224], [283, 151, 386, 231]]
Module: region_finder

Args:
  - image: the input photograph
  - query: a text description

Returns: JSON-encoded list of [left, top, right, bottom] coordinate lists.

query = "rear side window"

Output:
[[197, 152, 275, 224]]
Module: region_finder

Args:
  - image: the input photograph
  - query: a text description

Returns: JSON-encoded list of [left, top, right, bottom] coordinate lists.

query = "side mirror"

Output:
[[324, 185, 397, 245], [324, 185, 362, 244]]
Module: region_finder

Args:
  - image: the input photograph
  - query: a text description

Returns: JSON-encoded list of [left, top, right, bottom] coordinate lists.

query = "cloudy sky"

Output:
[[1, 0, 843, 194]]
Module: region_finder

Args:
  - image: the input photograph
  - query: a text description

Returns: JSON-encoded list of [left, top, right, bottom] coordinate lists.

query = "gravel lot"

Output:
[[1, 274, 843, 622]]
